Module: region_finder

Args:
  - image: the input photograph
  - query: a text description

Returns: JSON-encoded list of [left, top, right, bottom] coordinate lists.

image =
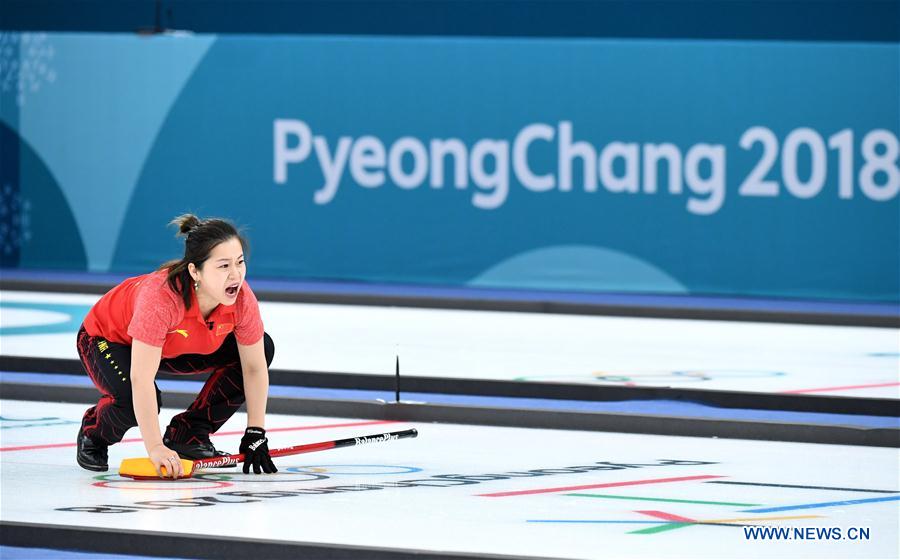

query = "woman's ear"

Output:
[[187, 262, 199, 281]]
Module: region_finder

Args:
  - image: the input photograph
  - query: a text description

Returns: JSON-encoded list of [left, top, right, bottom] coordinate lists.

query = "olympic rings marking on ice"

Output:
[[515, 369, 786, 384], [594, 369, 787, 383], [92, 474, 233, 491], [194, 472, 331, 484], [286, 465, 423, 476]]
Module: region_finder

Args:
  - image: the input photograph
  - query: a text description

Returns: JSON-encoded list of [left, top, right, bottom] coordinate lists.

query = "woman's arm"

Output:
[[236, 337, 276, 474], [237, 338, 269, 428], [131, 339, 183, 477]]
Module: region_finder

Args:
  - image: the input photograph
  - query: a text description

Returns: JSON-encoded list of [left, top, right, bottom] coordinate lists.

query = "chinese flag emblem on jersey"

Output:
[[216, 323, 234, 337]]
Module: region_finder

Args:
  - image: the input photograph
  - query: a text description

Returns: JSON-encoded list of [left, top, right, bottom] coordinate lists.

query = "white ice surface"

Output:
[[1, 400, 898, 559], [1, 290, 898, 397]]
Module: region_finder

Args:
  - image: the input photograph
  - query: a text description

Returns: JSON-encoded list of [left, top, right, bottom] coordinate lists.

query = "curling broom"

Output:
[[119, 428, 418, 480]]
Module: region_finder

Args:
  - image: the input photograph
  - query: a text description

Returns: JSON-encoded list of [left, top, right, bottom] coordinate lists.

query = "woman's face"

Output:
[[190, 237, 246, 307]]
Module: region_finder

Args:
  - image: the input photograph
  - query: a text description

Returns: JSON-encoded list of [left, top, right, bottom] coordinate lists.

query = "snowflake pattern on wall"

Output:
[[0, 183, 32, 256], [0, 32, 56, 107]]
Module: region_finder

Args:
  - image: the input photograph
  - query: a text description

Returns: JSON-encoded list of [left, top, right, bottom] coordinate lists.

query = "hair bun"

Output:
[[171, 214, 201, 237]]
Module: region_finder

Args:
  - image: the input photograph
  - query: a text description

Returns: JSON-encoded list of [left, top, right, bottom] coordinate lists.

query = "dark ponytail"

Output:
[[159, 214, 248, 309]]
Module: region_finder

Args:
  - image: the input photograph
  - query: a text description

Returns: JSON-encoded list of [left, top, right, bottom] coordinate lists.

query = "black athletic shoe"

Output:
[[76, 427, 109, 472], [164, 438, 235, 467]]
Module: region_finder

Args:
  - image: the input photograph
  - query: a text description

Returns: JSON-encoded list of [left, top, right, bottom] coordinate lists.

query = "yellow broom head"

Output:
[[119, 457, 196, 479]]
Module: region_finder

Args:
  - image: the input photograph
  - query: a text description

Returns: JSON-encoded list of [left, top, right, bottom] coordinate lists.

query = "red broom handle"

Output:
[[191, 428, 418, 469]]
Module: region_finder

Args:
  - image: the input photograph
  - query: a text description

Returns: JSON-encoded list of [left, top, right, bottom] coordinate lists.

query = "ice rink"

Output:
[[3, 5, 898, 559], [1, 288, 898, 559], [2, 290, 898, 397], [2, 400, 898, 559]]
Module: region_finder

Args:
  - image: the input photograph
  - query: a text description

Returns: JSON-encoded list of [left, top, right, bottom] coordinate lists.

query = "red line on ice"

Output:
[[0, 420, 399, 452], [637, 510, 698, 523], [476, 475, 723, 497], [781, 382, 900, 394]]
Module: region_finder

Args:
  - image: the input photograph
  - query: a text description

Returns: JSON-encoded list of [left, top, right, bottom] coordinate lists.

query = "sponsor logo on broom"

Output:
[[354, 434, 398, 446], [202, 457, 240, 468]]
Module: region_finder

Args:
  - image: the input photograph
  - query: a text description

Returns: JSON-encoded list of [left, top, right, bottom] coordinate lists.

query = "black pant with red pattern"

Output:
[[77, 326, 275, 447]]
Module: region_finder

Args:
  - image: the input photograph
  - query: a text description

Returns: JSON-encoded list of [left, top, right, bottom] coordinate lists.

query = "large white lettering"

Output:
[[274, 120, 896, 213], [273, 119, 312, 184]]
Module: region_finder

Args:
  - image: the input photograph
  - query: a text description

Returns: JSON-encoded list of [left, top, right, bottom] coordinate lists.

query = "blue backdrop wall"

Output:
[[1, 27, 898, 301]]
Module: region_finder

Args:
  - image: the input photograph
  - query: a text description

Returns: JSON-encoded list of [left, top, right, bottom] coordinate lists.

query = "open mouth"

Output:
[[225, 284, 240, 297]]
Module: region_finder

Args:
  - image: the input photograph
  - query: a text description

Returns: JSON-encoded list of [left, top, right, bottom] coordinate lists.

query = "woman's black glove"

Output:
[[239, 427, 278, 474]]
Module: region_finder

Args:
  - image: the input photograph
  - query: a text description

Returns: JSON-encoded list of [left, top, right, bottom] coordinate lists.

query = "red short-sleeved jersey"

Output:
[[82, 270, 264, 359]]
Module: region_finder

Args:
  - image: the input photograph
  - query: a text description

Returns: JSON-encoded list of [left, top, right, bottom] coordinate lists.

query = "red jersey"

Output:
[[82, 270, 264, 359]]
